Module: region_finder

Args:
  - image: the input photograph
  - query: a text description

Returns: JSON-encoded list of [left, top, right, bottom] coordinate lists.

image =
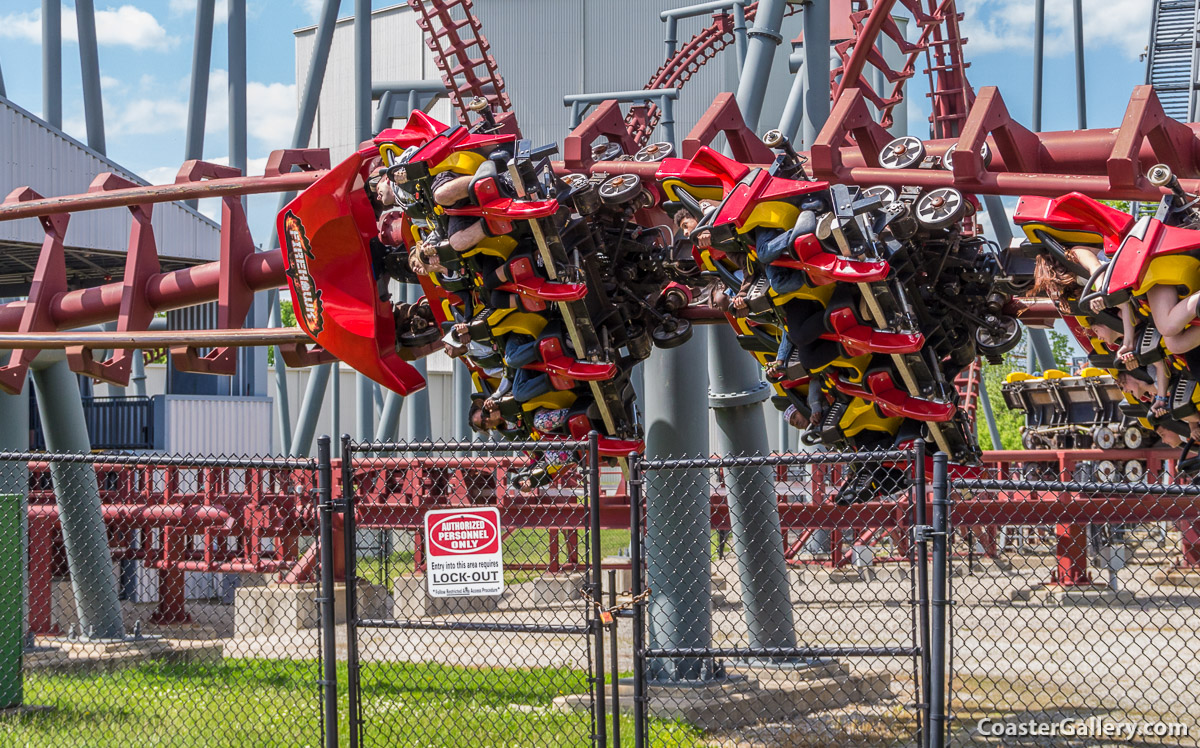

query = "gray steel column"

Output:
[[453, 367, 470, 443], [355, 0, 372, 141], [644, 329, 713, 682], [977, 377, 1003, 450], [353, 0, 374, 441], [778, 56, 806, 142], [1028, 329, 1056, 371], [720, 0, 798, 654], [733, 0, 787, 130], [800, 0, 830, 148], [31, 360, 123, 639], [129, 353, 147, 398], [74, 0, 105, 154], [355, 378, 373, 440], [289, 364, 331, 457], [1071, 0, 1086, 128], [268, 290, 292, 455], [183, 0, 215, 209], [184, 0, 214, 162], [374, 391, 403, 442], [331, 362, 341, 456], [42, 0, 61, 128], [401, 288, 431, 441], [227, 0, 247, 175], [1032, 0, 1045, 132]]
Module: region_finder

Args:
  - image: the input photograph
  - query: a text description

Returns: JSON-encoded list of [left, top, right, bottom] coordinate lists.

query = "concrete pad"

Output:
[[1152, 567, 1200, 587], [1023, 585, 1136, 606], [234, 581, 389, 636], [556, 662, 893, 731], [26, 636, 222, 674]]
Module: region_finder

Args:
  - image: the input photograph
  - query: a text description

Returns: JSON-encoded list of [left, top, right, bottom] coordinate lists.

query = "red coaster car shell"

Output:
[[1013, 192, 1135, 254], [373, 110, 514, 168], [277, 149, 427, 396]]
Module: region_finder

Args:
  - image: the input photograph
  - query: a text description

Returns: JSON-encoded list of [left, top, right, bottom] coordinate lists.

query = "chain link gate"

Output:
[[625, 446, 950, 748], [331, 434, 608, 748]]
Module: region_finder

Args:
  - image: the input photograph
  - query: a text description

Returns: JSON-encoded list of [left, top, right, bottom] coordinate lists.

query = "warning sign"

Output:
[[423, 507, 504, 598]]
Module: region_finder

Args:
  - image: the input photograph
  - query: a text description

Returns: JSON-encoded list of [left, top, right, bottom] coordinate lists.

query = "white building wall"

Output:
[[0, 96, 220, 263]]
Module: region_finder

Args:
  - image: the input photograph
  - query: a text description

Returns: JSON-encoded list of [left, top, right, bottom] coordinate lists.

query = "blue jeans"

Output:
[[756, 227, 808, 296]]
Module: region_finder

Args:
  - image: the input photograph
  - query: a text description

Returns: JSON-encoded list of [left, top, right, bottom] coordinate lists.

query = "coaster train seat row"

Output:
[[1014, 164, 1200, 469]]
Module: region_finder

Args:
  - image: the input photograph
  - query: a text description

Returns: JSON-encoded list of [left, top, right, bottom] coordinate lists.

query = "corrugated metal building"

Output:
[[295, 1, 804, 161], [0, 95, 220, 296]]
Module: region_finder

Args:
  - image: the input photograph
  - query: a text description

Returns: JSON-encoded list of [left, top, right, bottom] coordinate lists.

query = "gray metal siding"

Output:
[[159, 395, 274, 455], [297, 1, 804, 158], [0, 96, 220, 263]]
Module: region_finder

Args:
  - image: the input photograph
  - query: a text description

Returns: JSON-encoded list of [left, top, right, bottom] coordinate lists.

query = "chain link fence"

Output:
[[947, 452, 1200, 747], [339, 436, 607, 748], [627, 447, 936, 748], [0, 448, 326, 748]]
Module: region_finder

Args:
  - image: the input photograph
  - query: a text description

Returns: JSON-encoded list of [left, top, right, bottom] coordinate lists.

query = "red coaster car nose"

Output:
[[277, 151, 427, 396]]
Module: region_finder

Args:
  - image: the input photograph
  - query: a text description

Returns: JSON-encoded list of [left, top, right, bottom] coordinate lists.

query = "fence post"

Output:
[[930, 452, 950, 748], [628, 451, 648, 748], [588, 432, 606, 748], [341, 434, 360, 748], [316, 435, 338, 748], [912, 441, 931, 746]]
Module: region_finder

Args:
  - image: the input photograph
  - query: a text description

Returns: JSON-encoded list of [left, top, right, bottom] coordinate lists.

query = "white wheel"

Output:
[[468, 96, 490, 112], [1123, 426, 1145, 449], [942, 141, 992, 171], [1095, 460, 1118, 483], [598, 173, 641, 205], [879, 136, 925, 170], [762, 129, 785, 148], [562, 173, 591, 190], [1124, 460, 1145, 482], [915, 187, 966, 229], [1093, 425, 1117, 450], [862, 185, 899, 207], [591, 142, 623, 162], [634, 142, 673, 162]]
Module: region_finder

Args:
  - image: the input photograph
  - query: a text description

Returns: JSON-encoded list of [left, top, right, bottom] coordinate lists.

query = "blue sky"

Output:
[[0, 0, 1156, 243]]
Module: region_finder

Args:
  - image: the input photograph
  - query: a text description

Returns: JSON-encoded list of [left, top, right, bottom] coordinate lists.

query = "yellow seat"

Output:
[[1005, 372, 1034, 384], [1078, 367, 1106, 378], [1134, 254, 1200, 298], [1042, 369, 1068, 379], [488, 310, 548, 338], [522, 391, 576, 412], [464, 235, 518, 260], [841, 399, 902, 437], [740, 201, 801, 234], [772, 282, 834, 307]]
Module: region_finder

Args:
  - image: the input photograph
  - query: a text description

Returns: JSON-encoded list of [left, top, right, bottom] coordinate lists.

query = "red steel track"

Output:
[[23, 448, 1200, 631]]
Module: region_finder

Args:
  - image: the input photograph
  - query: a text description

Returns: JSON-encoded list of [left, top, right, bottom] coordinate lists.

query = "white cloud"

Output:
[[139, 165, 181, 184], [296, 0, 326, 21], [246, 81, 298, 145], [167, 0, 229, 24], [960, 0, 1152, 61], [109, 96, 190, 136], [100, 75, 122, 90], [0, 5, 179, 51]]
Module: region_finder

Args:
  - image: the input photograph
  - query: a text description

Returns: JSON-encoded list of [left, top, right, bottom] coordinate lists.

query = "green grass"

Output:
[[356, 528, 634, 589], [0, 658, 703, 747]]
